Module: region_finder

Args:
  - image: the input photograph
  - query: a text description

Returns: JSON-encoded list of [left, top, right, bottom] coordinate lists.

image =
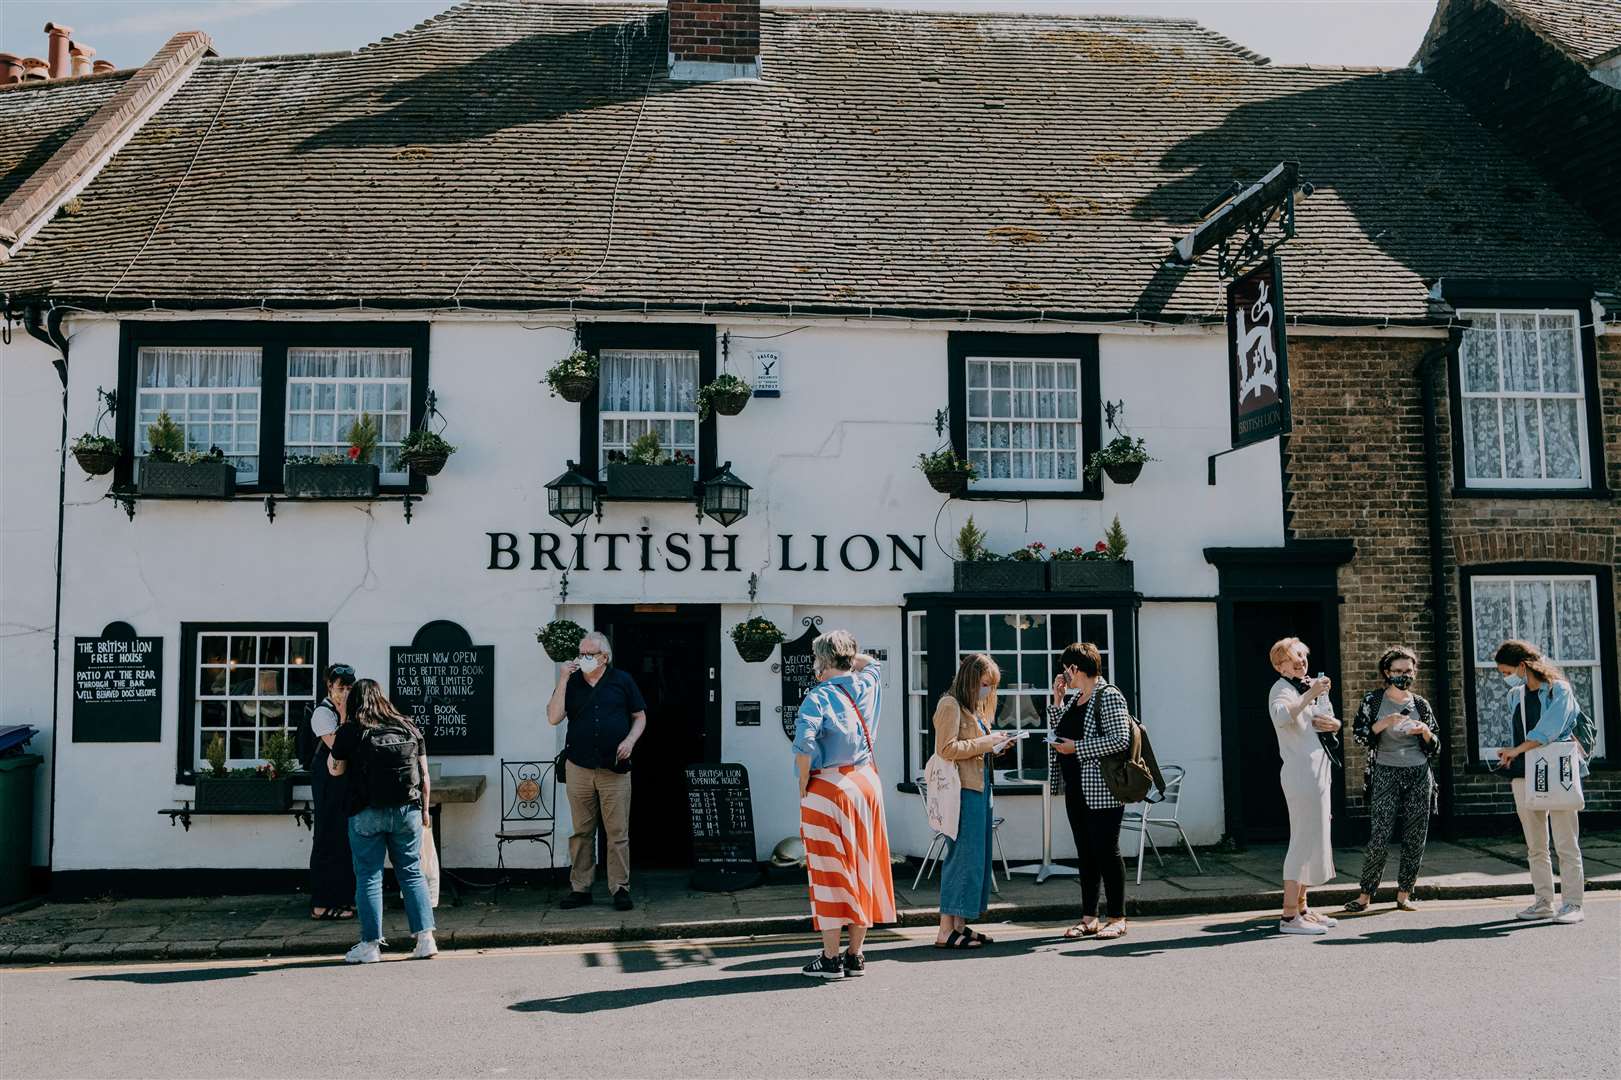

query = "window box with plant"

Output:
[[951, 517, 1047, 593], [284, 414, 381, 498], [193, 732, 296, 812], [1086, 434, 1153, 485], [399, 428, 457, 477], [71, 433, 121, 477], [918, 448, 978, 497], [537, 619, 588, 663], [546, 347, 599, 404], [696, 373, 752, 420], [1048, 516, 1134, 591], [604, 431, 696, 500], [137, 411, 237, 498], [731, 616, 786, 663]]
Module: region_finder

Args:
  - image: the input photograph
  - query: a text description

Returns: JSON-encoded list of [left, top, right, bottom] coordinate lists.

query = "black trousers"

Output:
[[1059, 761, 1126, 919], [309, 746, 355, 910]]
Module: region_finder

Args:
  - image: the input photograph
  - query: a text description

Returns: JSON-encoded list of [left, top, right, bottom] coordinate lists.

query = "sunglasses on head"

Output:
[[330, 664, 355, 678]]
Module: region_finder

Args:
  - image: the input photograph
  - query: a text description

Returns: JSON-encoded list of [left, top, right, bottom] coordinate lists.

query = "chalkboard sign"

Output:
[[685, 763, 762, 891], [735, 700, 761, 727], [774, 615, 823, 741], [73, 622, 162, 742], [390, 621, 494, 756]]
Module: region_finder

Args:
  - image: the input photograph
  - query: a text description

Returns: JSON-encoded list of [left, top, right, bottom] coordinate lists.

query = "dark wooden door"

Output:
[[1231, 600, 1326, 842], [597, 606, 720, 868]]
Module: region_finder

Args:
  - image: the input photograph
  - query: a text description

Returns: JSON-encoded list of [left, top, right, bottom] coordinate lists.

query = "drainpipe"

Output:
[[1418, 343, 1454, 829], [22, 303, 69, 880]]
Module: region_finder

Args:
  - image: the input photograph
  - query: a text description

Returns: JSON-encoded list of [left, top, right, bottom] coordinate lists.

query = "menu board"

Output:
[[72, 622, 162, 743], [390, 620, 494, 756], [775, 618, 822, 741], [685, 763, 762, 891], [735, 700, 761, 727]]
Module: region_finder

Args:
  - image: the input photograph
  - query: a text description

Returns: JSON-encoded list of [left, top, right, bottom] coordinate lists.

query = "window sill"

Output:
[[109, 490, 425, 523], [960, 488, 1101, 501], [1450, 486, 1613, 501]]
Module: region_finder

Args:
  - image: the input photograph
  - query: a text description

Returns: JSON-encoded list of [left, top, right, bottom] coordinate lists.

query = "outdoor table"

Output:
[[1006, 753, 1078, 883], [427, 773, 487, 903]]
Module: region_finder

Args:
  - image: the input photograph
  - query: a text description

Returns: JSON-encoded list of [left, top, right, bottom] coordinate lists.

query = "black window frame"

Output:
[[175, 620, 329, 785], [1442, 290, 1609, 500], [946, 332, 1103, 501], [1457, 561, 1618, 773], [117, 321, 432, 497], [577, 323, 717, 489]]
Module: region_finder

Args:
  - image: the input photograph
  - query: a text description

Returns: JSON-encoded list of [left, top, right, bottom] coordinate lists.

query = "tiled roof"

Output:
[[0, 73, 131, 204], [0, 0, 1616, 323], [1497, 0, 1621, 65]]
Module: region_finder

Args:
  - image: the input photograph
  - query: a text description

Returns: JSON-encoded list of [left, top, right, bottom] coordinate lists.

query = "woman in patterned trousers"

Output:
[[1343, 647, 1441, 912]]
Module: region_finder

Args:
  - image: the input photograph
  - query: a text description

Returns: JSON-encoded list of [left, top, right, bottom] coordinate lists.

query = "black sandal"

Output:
[[933, 930, 983, 950], [311, 907, 354, 921], [1341, 899, 1368, 913], [962, 926, 994, 945]]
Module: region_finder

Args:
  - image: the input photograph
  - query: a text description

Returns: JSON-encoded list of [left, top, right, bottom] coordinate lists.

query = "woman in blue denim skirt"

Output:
[[931, 653, 1008, 950], [328, 679, 437, 963]]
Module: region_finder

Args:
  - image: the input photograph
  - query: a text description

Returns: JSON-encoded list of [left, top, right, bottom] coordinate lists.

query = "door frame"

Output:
[[1205, 542, 1355, 848], [592, 604, 723, 764]]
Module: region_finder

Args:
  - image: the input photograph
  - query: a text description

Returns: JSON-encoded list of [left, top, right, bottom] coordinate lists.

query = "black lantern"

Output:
[[545, 461, 600, 526], [699, 461, 751, 527]]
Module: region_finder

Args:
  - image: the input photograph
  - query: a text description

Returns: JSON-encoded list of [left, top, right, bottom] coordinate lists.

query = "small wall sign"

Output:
[[752, 350, 781, 397], [735, 700, 761, 727], [774, 616, 822, 741], [72, 622, 162, 742], [390, 620, 495, 755]]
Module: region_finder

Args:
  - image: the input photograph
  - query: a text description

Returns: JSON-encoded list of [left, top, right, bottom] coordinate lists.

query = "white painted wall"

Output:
[[11, 313, 1284, 874]]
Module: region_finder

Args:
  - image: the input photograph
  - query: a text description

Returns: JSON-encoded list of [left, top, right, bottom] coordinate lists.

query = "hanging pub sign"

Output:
[[774, 616, 823, 741], [390, 620, 495, 755], [72, 622, 162, 742], [685, 763, 763, 891], [1226, 256, 1291, 449]]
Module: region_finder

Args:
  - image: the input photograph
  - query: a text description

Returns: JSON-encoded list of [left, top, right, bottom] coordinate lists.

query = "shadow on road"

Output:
[[719, 935, 1055, 973], [1313, 919, 1558, 946], [75, 958, 339, 985], [1068, 915, 1281, 959], [510, 973, 822, 1013]]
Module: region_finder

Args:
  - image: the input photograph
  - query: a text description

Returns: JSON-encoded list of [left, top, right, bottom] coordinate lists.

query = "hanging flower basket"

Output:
[[553, 375, 598, 404], [698, 375, 753, 420], [537, 619, 588, 664], [731, 616, 786, 663], [71, 438, 121, 476], [1103, 460, 1143, 485], [403, 451, 449, 476], [546, 348, 600, 404], [917, 449, 977, 497], [400, 429, 456, 477], [1086, 434, 1153, 485]]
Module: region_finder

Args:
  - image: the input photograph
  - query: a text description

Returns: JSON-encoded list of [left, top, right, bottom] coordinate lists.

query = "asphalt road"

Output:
[[2, 896, 1616, 1080]]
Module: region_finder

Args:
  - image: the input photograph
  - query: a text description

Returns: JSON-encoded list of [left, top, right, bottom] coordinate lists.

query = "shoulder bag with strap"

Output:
[[920, 698, 989, 841], [1094, 690, 1164, 804], [832, 683, 876, 761]]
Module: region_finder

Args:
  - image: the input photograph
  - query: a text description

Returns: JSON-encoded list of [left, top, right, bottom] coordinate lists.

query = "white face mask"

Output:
[[979, 686, 994, 701], [578, 655, 601, 674]]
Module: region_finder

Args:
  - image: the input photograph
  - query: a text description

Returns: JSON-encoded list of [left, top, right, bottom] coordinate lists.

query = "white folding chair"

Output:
[[914, 774, 1009, 893], [1122, 764, 1203, 885]]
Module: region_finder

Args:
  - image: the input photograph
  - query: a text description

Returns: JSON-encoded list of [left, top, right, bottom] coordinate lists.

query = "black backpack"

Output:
[[359, 721, 422, 808], [297, 700, 325, 771]]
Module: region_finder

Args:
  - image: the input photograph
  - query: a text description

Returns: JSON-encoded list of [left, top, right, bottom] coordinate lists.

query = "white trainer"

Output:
[[344, 940, 382, 964], [1303, 910, 1338, 928], [1279, 916, 1327, 936], [1515, 901, 1555, 921], [411, 931, 439, 959], [1552, 905, 1585, 925]]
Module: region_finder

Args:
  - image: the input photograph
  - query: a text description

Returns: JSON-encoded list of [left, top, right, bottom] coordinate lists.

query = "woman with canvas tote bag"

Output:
[[930, 653, 1009, 950], [1492, 640, 1588, 925]]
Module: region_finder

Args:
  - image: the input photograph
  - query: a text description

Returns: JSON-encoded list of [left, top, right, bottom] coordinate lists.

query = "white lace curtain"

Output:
[[599, 349, 699, 415], [1458, 311, 1584, 482], [137, 346, 261, 389]]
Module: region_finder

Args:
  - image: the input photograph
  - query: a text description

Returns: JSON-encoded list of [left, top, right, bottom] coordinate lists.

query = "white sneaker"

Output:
[[1552, 905, 1584, 925], [1303, 910, 1338, 928], [344, 940, 382, 964], [1515, 901, 1555, 921], [1279, 916, 1327, 935], [411, 931, 439, 959]]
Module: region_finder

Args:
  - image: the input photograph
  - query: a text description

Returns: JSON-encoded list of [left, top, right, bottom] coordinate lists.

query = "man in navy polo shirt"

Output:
[[546, 630, 647, 910]]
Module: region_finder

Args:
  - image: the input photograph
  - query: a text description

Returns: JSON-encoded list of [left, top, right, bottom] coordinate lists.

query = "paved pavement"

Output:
[[2, 895, 1616, 1079], [2, 832, 1616, 964]]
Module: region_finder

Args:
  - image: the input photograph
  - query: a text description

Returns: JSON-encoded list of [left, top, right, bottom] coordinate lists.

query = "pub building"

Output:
[[1, 0, 1616, 895]]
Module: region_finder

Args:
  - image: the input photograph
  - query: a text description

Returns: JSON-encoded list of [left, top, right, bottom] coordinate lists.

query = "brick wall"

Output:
[[668, 0, 760, 66], [1285, 331, 1621, 823]]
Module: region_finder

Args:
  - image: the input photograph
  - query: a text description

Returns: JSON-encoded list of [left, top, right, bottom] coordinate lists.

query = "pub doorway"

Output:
[[594, 604, 721, 868]]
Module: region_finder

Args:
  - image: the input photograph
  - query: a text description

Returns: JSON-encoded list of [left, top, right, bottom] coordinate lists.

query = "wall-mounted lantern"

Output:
[[545, 461, 601, 526], [699, 461, 751, 527]]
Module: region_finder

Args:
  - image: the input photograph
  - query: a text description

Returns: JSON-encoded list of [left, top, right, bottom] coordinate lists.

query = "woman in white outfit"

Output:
[[1268, 637, 1341, 935]]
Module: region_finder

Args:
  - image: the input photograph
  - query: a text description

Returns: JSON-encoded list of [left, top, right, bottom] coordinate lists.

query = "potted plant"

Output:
[[1086, 434, 1154, 485], [731, 616, 786, 663], [917, 448, 977, 496], [537, 619, 587, 663], [604, 431, 696, 500], [285, 414, 382, 498], [696, 373, 752, 420], [137, 411, 237, 498], [193, 732, 296, 812], [546, 347, 599, 404], [399, 429, 457, 477], [1049, 515, 1135, 591], [951, 517, 1047, 593], [70, 433, 121, 476]]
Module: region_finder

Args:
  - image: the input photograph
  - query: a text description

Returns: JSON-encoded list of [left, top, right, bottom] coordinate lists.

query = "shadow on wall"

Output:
[[1124, 72, 1621, 317], [296, 14, 697, 153]]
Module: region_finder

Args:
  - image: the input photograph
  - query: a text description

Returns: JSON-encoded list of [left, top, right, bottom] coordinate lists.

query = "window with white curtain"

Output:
[[285, 347, 412, 483], [964, 355, 1083, 490], [1469, 574, 1606, 761], [598, 348, 699, 474], [193, 628, 320, 769], [1457, 310, 1589, 488], [136, 346, 263, 481]]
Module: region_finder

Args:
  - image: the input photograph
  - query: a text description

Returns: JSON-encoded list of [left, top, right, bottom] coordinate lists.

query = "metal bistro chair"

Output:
[[913, 773, 1011, 894], [495, 760, 556, 882], [1122, 764, 1203, 885]]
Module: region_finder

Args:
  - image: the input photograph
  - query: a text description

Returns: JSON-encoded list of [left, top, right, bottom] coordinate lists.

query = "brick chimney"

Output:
[[44, 22, 73, 79], [668, 0, 760, 82], [70, 42, 96, 77]]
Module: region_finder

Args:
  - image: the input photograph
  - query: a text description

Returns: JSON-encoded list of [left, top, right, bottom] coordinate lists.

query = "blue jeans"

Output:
[[348, 804, 435, 943]]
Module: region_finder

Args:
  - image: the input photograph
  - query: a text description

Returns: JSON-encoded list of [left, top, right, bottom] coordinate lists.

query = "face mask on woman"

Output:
[[1502, 672, 1523, 689], [1386, 674, 1413, 690], [979, 686, 994, 702]]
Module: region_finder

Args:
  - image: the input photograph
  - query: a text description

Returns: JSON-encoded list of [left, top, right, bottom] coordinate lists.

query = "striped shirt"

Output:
[[1046, 680, 1133, 809]]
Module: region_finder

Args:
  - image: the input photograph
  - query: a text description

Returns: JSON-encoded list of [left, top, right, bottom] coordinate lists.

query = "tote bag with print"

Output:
[[1523, 740, 1584, 812], [923, 753, 962, 841]]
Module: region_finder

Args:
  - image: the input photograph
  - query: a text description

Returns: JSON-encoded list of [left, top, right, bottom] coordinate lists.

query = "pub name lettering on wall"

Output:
[[487, 531, 927, 574]]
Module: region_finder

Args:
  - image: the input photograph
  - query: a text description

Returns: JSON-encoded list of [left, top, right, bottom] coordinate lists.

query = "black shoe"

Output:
[[802, 953, 844, 979], [842, 952, 865, 977], [559, 891, 593, 909], [613, 888, 634, 911]]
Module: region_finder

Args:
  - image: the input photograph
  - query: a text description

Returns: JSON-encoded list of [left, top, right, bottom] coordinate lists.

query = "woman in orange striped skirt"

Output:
[[793, 629, 896, 979]]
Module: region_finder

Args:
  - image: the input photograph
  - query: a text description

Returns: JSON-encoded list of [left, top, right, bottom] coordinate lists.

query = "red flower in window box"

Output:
[[347, 445, 362, 461]]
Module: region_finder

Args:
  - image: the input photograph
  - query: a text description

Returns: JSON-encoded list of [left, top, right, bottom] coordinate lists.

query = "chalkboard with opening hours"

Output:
[[684, 763, 763, 891]]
